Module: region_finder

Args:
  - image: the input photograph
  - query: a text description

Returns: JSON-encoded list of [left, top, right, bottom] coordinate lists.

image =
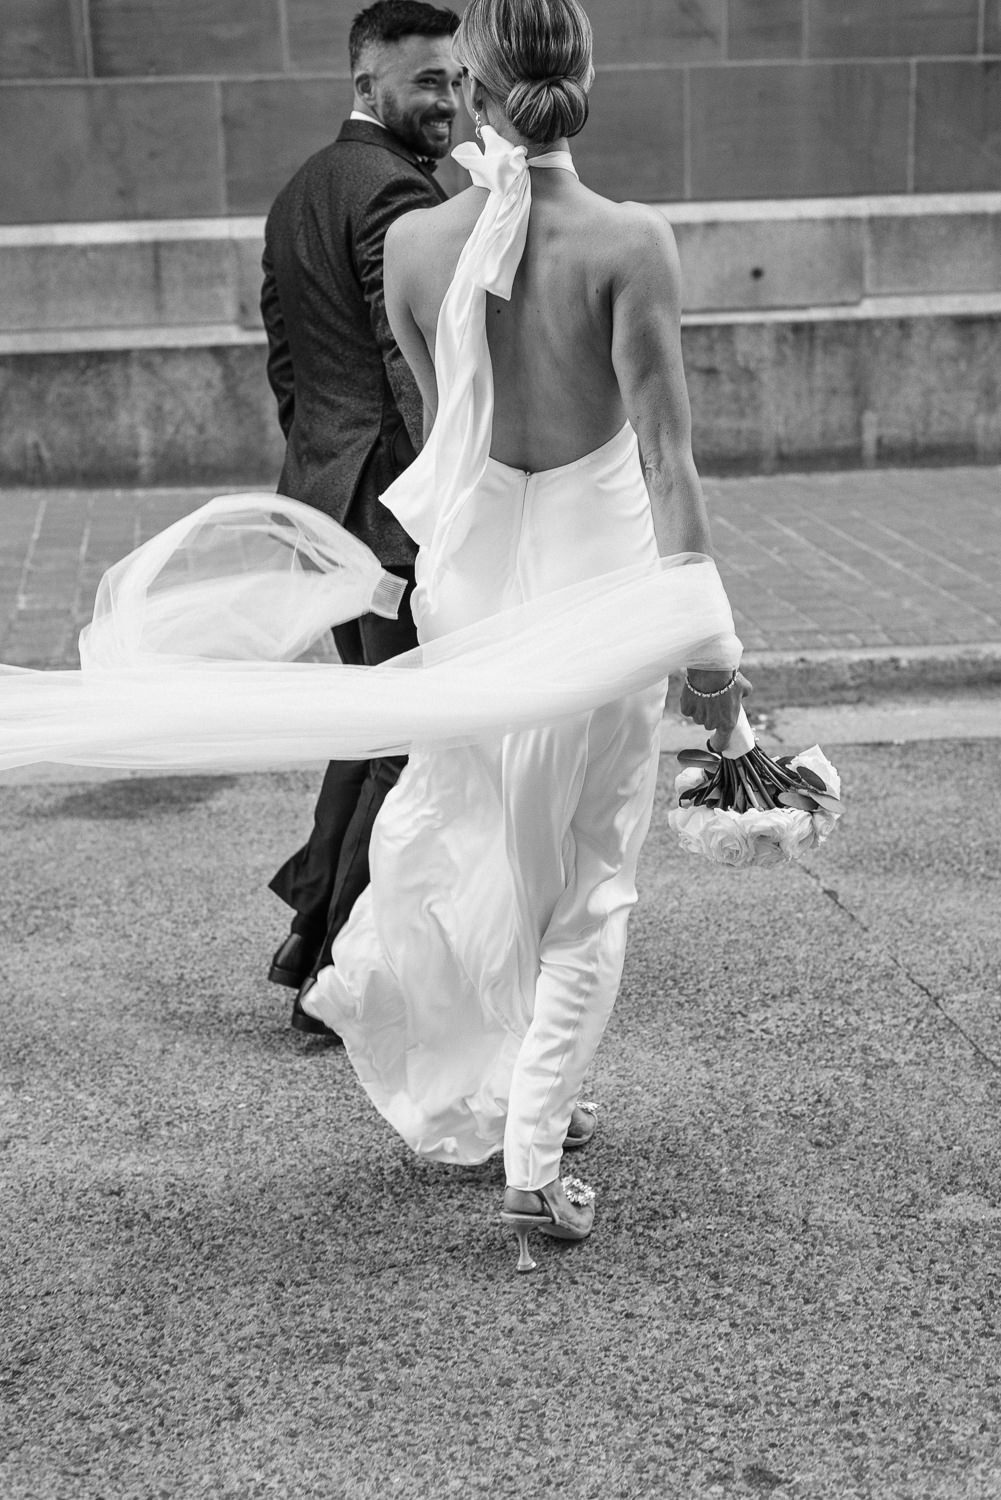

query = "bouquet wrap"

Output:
[[668, 708, 843, 867]]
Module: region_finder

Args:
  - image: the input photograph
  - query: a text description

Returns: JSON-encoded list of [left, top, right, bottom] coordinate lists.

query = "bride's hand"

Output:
[[680, 668, 752, 742]]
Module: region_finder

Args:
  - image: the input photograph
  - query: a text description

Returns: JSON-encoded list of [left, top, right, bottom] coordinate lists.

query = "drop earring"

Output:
[[474, 110, 483, 140]]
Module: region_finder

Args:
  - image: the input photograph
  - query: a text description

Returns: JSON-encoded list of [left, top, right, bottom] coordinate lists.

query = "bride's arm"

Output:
[[609, 205, 710, 559], [610, 208, 749, 731], [384, 212, 439, 441]]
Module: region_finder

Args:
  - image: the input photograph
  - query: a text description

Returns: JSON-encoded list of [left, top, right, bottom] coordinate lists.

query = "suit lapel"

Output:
[[337, 119, 449, 202]]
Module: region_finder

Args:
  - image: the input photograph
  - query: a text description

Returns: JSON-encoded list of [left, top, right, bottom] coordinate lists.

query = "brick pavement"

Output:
[[0, 488, 214, 669], [704, 467, 1001, 656], [1, 468, 999, 674]]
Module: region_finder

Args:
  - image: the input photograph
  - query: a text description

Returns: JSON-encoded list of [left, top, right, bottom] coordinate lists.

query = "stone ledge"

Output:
[[683, 309, 1001, 471], [1, 304, 998, 484], [685, 292, 1001, 326], [667, 192, 1001, 313], [0, 344, 284, 487], [3, 193, 999, 332], [5, 290, 1000, 356], [0, 326, 265, 354], [0, 218, 266, 335]]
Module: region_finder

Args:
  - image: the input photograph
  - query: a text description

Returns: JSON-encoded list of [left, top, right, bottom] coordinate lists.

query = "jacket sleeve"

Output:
[[261, 229, 295, 439], [353, 173, 441, 452]]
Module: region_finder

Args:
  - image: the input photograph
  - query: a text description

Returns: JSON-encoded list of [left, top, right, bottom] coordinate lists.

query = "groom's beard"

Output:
[[379, 92, 455, 159]]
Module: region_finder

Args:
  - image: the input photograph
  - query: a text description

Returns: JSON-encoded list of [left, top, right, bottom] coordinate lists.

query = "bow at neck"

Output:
[[452, 123, 577, 194], [447, 125, 577, 299]]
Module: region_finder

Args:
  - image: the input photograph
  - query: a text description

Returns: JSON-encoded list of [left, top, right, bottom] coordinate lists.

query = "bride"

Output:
[[0, 0, 749, 1273], [297, 0, 750, 1269]]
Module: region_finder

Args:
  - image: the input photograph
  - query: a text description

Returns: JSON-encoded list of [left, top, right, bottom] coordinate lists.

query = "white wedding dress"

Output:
[[0, 130, 741, 1193], [303, 130, 736, 1190], [309, 423, 670, 1189]]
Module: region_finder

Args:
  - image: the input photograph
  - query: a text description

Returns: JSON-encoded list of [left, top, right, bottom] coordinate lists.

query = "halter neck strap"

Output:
[[527, 149, 577, 175], [379, 125, 576, 615], [451, 127, 577, 194]]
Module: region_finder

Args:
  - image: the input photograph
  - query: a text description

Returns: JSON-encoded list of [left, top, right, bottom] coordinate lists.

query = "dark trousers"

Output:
[[268, 567, 418, 974]]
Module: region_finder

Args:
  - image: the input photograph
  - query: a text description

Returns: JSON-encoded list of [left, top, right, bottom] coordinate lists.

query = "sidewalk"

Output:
[[1, 466, 999, 703]]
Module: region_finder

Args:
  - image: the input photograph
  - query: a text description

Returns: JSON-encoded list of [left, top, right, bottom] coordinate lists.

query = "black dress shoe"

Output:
[[268, 933, 314, 989], [291, 976, 342, 1042]]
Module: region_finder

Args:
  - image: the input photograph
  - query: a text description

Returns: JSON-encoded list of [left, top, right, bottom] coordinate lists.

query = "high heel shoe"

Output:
[[562, 1100, 598, 1150], [499, 1176, 596, 1273]]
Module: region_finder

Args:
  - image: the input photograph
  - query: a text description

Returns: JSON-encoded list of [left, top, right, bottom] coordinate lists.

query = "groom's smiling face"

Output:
[[355, 34, 463, 158]]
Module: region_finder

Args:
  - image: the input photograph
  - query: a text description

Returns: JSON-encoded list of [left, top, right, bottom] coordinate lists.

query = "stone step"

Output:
[[2, 193, 999, 332], [667, 190, 1001, 313], [2, 297, 999, 485], [1, 193, 999, 485], [0, 218, 265, 335]]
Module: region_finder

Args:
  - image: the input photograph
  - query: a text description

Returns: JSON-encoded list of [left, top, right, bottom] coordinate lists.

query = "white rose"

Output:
[[667, 804, 714, 857], [741, 808, 793, 867], [703, 810, 752, 867], [777, 808, 819, 860], [674, 766, 707, 798], [790, 744, 841, 800]]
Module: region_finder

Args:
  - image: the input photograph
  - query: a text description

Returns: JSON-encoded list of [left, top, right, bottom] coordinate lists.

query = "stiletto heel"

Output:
[[499, 1177, 596, 1273], [510, 1222, 538, 1273]]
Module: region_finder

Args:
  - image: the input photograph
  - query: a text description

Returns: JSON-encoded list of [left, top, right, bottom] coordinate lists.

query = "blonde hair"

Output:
[[454, 0, 594, 144]]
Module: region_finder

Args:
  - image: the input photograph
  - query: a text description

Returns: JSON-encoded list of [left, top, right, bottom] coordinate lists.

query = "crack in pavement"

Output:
[[796, 862, 1001, 1074]]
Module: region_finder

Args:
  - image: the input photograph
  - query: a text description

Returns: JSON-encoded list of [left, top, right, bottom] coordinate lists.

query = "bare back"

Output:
[[485, 172, 627, 470], [384, 155, 715, 562], [384, 140, 740, 716], [387, 172, 665, 471]]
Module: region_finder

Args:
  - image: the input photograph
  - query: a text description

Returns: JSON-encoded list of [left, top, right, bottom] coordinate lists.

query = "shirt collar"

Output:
[[349, 109, 386, 130]]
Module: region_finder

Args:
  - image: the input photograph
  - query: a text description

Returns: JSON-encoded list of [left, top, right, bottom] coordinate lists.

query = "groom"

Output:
[[261, 0, 462, 1033]]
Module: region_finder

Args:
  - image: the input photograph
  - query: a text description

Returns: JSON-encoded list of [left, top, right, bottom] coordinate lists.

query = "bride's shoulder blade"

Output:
[[387, 189, 481, 253], [574, 194, 682, 279], [385, 190, 483, 279], [385, 192, 480, 322]]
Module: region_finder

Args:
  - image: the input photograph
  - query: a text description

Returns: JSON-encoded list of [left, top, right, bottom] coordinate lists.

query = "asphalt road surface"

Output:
[[2, 703, 1000, 1499]]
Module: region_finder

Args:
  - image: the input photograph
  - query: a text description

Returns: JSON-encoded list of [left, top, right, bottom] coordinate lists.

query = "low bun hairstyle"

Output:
[[455, 0, 595, 145], [504, 74, 589, 142]]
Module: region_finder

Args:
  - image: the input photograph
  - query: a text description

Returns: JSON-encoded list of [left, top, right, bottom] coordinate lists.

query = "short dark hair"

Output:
[[349, 1, 460, 73]]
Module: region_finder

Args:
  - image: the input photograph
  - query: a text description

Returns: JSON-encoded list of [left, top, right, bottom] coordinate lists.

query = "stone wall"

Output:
[[1, 0, 999, 222]]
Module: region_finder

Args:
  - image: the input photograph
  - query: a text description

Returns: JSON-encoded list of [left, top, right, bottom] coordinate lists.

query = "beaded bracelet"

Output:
[[684, 667, 738, 699]]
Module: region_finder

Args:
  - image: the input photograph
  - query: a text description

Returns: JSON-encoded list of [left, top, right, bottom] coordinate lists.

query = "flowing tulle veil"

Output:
[[0, 128, 740, 774]]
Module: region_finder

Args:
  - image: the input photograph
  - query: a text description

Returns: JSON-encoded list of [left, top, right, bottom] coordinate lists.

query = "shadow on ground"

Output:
[[40, 776, 239, 822]]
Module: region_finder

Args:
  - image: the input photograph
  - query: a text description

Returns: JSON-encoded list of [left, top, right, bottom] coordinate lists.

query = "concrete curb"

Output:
[[722, 642, 1001, 708]]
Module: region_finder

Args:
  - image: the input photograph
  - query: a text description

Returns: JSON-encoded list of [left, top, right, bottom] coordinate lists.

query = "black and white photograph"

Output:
[[1, 1, 1000, 1495]]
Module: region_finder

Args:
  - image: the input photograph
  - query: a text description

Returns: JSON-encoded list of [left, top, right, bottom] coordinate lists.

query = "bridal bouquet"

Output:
[[668, 710, 843, 867]]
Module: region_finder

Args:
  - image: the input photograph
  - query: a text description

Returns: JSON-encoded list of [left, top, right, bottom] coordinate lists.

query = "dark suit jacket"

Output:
[[261, 119, 447, 564]]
